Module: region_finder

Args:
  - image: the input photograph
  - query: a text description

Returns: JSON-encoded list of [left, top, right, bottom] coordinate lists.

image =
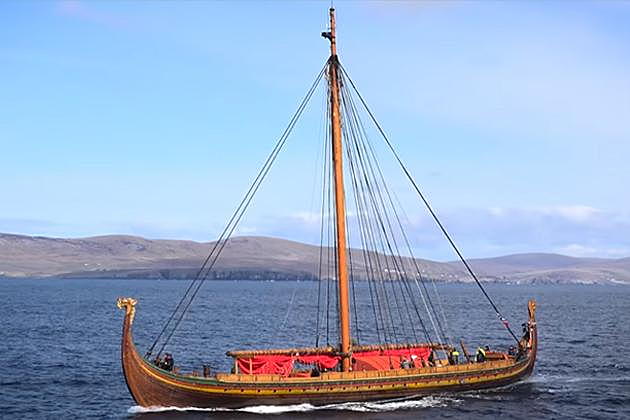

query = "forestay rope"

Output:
[[147, 61, 329, 358]]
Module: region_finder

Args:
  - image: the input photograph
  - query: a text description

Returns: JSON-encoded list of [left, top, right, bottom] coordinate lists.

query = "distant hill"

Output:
[[462, 253, 607, 274], [455, 253, 630, 285], [0, 233, 628, 284]]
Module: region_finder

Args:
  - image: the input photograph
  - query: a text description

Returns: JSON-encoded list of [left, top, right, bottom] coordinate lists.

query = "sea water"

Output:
[[1, 279, 628, 419]]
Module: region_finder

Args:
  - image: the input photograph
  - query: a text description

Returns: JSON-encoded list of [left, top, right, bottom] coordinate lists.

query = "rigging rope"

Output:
[[339, 63, 520, 344], [151, 53, 519, 358], [280, 285, 299, 331], [148, 61, 329, 357], [344, 138, 388, 342], [343, 82, 450, 346], [339, 72, 443, 345], [315, 87, 330, 347]]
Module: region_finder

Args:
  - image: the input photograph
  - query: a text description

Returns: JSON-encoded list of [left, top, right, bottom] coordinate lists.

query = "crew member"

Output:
[[476, 347, 486, 363], [152, 355, 162, 367], [163, 353, 174, 371], [400, 358, 412, 369], [521, 323, 531, 342], [410, 354, 419, 368], [448, 348, 460, 365]]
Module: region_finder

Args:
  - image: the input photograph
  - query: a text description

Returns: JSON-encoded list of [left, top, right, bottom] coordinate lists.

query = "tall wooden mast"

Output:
[[323, 7, 352, 372]]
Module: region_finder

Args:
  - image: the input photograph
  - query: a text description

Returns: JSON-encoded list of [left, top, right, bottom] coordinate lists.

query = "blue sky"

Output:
[[1, 1, 629, 260]]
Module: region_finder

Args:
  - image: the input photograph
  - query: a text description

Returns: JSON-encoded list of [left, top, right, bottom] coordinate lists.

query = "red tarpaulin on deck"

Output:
[[297, 354, 341, 370], [352, 347, 432, 371], [236, 354, 341, 375], [236, 355, 294, 376], [236, 346, 432, 375]]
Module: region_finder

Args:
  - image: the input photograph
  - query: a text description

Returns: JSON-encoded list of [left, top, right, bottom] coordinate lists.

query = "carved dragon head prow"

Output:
[[528, 299, 537, 322], [117, 297, 138, 324]]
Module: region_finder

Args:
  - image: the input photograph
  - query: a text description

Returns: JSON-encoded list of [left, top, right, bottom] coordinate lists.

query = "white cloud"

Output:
[[433, 205, 630, 258], [543, 206, 601, 223], [234, 226, 258, 235], [289, 211, 322, 225], [222, 204, 630, 259], [554, 243, 630, 258], [488, 207, 505, 217], [2, 204, 629, 259], [553, 243, 599, 257]]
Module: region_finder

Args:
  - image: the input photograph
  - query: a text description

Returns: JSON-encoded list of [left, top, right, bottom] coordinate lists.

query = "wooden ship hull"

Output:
[[118, 298, 537, 409]]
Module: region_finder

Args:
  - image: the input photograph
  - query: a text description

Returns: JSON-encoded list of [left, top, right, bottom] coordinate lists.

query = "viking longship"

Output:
[[117, 8, 537, 409]]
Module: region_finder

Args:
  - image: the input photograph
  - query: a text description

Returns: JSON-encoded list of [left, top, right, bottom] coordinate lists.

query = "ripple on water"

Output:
[[2, 280, 629, 419]]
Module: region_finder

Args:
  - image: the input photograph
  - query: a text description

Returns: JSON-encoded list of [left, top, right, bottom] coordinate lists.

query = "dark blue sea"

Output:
[[1, 279, 629, 419]]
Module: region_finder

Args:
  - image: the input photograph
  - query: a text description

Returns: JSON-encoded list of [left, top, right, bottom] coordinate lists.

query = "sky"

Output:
[[1, 1, 629, 260]]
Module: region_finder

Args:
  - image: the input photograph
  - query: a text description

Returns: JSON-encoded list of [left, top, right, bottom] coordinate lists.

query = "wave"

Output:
[[566, 376, 630, 384], [128, 406, 227, 414], [127, 395, 460, 415], [529, 374, 630, 384], [317, 396, 460, 412]]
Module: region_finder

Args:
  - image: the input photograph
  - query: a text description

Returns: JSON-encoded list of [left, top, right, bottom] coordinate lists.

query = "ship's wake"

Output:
[[128, 395, 460, 414]]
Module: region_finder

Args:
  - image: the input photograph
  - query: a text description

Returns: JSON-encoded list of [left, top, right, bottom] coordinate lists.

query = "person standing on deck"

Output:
[[448, 349, 460, 365], [476, 347, 486, 363]]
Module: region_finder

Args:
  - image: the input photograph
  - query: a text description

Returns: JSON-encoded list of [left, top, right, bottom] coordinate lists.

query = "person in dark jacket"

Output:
[[521, 323, 531, 342], [152, 355, 162, 367], [448, 349, 460, 365], [162, 353, 174, 371], [476, 347, 486, 363]]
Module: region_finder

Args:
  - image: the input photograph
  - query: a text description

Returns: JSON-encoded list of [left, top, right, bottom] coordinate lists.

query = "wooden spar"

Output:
[[325, 7, 352, 372], [226, 342, 453, 358], [460, 339, 472, 363]]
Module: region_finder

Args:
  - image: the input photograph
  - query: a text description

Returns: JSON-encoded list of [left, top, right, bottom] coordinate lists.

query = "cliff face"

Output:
[[1, 233, 628, 284]]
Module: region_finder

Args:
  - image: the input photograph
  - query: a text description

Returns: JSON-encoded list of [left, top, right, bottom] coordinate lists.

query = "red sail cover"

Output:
[[236, 355, 294, 376], [236, 355, 342, 375], [297, 354, 341, 369], [236, 347, 431, 375], [353, 347, 432, 371]]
